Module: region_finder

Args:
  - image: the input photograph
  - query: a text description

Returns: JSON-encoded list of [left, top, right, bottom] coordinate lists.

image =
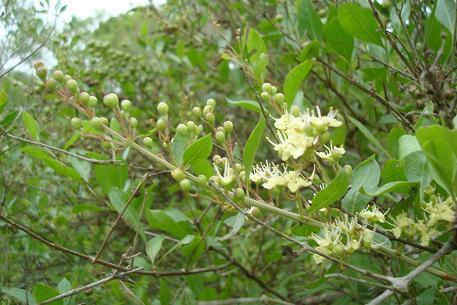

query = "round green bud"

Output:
[[319, 131, 330, 143], [291, 105, 300, 116], [103, 93, 119, 108], [206, 98, 216, 108], [205, 112, 215, 123], [196, 125, 203, 135], [179, 179, 191, 193], [273, 93, 284, 104], [343, 165, 352, 176], [157, 102, 169, 115], [203, 105, 213, 116], [186, 120, 196, 131], [261, 83, 272, 93], [213, 154, 222, 163], [250, 207, 263, 219], [192, 106, 202, 118], [52, 70, 65, 82], [143, 137, 153, 147], [33, 60, 45, 70], [121, 99, 132, 111], [197, 174, 207, 185], [90, 117, 102, 128], [64, 75, 72, 81], [381, 0, 391, 9], [235, 163, 243, 172], [260, 91, 270, 101], [215, 130, 226, 144], [171, 168, 186, 181], [156, 118, 167, 131], [270, 86, 277, 95], [36, 66, 47, 80], [223, 121, 233, 134], [88, 96, 98, 107], [66, 79, 79, 93], [100, 117, 108, 125], [70, 117, 81, 129], [79, 92, 90, 105], [239, 171, 246, 182], [234, 188, 245, 202], [176, 123, 188, 136], [46, 79, 57, 91], [129, 117, 138, 127]]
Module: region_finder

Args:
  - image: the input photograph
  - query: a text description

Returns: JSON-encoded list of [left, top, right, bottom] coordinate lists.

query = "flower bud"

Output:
[[223, 121, 233, 134], [261, 83, 272, 93], [206, 98, 216, 108], [179, 179, 191, 193], [33, 60, 45, 70], [90, 117, 102, 128], [100, 117, 108, 125], [171, 168, 186, 181], [36, 66, 47, 80], [343, 165, 352, 176], [103, 93, 119, 108], [70, 117, 81, 129], [157, 102, 169, 115], [176, 123, 188, 136], [143, 137, 153, 147], [213, 154, 221, 163], [129, 117, 138, 127], [273, 93, 284, 104], [88, 96, 98, 107], [79, 92, 90, 105], [270, 86, 277, 95], [291, 105, 300, 116], [234, 188, 245, 202], [46, 79, 57, 91], [205, 112, 215, 124], [66, 79, 79, 94], [121, 99, 132, 111], [215, 130, 225, 144], [186, 121, 196, 132], [197, 174, 207, 185], [260, 91, 270, 101], [249, 207, 263, 218], [192, 106, 202, 118], [203, 105, 213, 116], [52, 70, 65, 83], [196, 125, 203, 135]]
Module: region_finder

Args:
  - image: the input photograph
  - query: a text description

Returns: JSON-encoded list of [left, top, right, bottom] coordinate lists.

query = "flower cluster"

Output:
[[311, 215, 377, 264], [391, 196, 455, 246], [249, 161, 312, 192], [268, 107, 342, 162]]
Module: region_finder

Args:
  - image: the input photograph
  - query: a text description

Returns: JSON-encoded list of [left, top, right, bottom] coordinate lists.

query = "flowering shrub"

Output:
[[1, 0, 457, 304]]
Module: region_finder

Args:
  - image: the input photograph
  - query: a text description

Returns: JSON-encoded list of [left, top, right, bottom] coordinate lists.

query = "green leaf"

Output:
[[297, 41, 321, 61], [190, 158, 213, 178], [172, 134, 187, 166], [109, 189, 143, 229], [361, 181, 417, 197], [1, 110, 21, 129], [22, 111, 40, 140], [94, 164, 128, 195], [69, 156, 91, 182], [21, 146, 81, 180], [146, 209, 192, 239], [146, 235, 165, 266], [435, 0, 456, 40], [183, 134, 212, 166], [348, 116, 391, 158], [309, 169, 350, 213], [339, 3, 383, 46], [57, 278, 72, 294], [226, 98, 261, 113], [243, 116, 266, 184], [217, 212, 245, 241], [160, 279, 172, 305], [247, 28, 267, 54], [416, 125, 457, 196], [296, 0, 324, 41], [324, 18, 354, 61], [386, 127, 405, 159], [342, 155, 380, 213], [284, 60, 313, 107], [1, 287, 36, 304], [0, 89, 7, 113], [34, 284, 62, 305], [399, 135, 421, 159]]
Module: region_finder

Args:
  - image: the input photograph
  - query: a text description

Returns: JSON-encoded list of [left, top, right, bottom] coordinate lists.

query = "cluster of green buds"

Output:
[[260, 82, 285, 107]]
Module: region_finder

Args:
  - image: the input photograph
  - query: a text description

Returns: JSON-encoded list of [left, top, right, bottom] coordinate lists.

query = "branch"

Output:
[[39, 267, 144, 305], [197, 295, 295, 305]]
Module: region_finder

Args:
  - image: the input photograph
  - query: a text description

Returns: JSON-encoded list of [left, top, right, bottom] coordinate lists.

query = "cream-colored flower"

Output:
[[283, 170, 312, 192], [316, 142, 346, 163], [214, 159, 235, 186], [391, 213, 415, 238], [359, 205, 387, 223], [308, 107, 342, 132]]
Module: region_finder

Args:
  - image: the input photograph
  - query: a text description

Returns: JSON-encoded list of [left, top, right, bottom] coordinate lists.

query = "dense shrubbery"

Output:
[[1, 0, 457, 304]]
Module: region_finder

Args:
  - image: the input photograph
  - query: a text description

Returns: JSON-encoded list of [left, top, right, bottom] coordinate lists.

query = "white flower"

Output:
[[214, 159, 235, 186], [308, 106, 342, 132], [283, 170, 312, 192], [391, 213, 415, 238], [267, 131, 314, 161], [359, 205, 387, 223], [316, 142, 345, 163]]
